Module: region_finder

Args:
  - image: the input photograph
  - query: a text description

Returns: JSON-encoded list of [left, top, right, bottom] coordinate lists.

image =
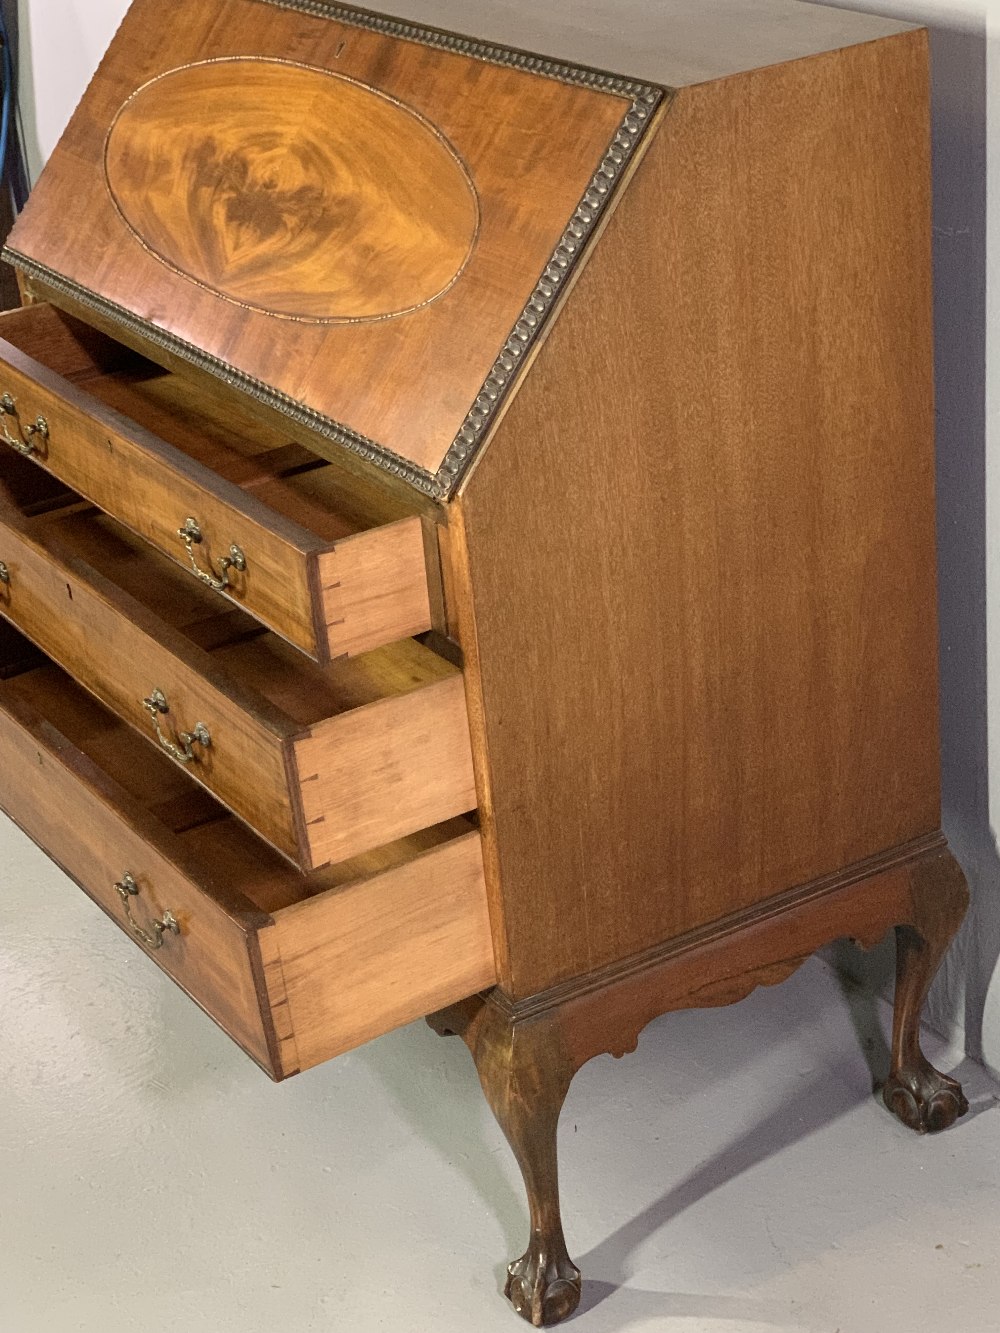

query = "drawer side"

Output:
[[0, 681, 276, 1072], [293, 673, 478, 869], [317, 516, 432, 659], [268, 831, 494, 1070]]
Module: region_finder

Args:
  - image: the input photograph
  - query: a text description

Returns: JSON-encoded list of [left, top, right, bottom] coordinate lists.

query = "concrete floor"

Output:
[[2, 813, 1000, 1333]]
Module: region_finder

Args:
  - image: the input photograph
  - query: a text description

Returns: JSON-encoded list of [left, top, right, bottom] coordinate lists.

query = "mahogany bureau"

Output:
[[0, 0, 968, 1325]]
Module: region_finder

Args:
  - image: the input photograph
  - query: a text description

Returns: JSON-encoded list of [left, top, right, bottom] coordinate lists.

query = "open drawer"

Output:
[[0, 651, 494, 1078], [0, 477, 476, 870], [0, 302, 436, 661]]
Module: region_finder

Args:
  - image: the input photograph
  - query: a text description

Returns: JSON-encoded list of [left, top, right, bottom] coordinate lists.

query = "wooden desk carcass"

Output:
[[0, 1, 967, 1324]]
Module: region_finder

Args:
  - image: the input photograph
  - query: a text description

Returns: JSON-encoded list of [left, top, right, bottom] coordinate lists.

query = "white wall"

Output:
[[16, 0, 1000, 1064], [18, 0, 129, 182]]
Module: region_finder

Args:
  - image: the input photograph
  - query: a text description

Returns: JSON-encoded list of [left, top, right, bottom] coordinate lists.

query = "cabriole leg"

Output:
[[882, 852, 970, 1133], [477, 1007, 580, 1326], [427, 845, 971, 1321], [432, 998, 582, 1326]]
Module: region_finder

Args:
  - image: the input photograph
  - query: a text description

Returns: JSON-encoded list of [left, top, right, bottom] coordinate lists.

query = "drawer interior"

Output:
[[0, 651, 476, 917], [0, 643, 492, 1075], [4, 493, 456, 731], [0, 302, 417, 533]]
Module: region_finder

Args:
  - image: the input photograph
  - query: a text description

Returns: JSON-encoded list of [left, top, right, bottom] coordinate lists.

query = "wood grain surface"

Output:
[[7, 272, 451, 516], [429, 834, 966, 1322], [294, 673, 477, 867], [0, 494, 474, 869], [105, 58, 479, 321], [0, 664, 277, 1070], [0, 303, 435, 660], [318, 517, 432, 659], [271, 831, 493, 1070], [0, 501, 300, 854], [455, 32, 941, 997], [9, 0, 628, 473], [0, 659, 494, 1079]]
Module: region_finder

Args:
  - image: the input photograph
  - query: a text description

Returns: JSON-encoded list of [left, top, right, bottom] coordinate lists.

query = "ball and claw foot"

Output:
[[882, 1057, 969, 1134], [504, 1243, 582, 1327]]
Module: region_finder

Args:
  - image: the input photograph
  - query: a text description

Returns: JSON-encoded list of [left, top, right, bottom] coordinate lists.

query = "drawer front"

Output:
[[0, 508, 477, 870], [0, 683, 276, 1071], [0, 660, 496, 1080], [0, 320, 433, 661], [0, 340, 321, 650], [293, 675, 479, 869], [0, 515, 299, 857]]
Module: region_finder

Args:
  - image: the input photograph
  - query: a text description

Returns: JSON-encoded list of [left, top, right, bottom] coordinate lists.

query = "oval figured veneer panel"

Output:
[[103, 58, 480, 322]]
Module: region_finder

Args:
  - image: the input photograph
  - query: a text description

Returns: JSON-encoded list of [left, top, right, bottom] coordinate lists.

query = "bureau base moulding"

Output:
[[430, 835, 968, 1326]]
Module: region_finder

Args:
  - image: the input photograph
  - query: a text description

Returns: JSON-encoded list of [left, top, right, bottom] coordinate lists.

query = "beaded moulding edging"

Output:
[[6, 0, 667, 499]]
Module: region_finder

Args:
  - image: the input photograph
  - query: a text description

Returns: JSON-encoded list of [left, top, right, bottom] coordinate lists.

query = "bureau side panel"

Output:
[[457, 31, 941, 997], [0, 693, 276, 1071]]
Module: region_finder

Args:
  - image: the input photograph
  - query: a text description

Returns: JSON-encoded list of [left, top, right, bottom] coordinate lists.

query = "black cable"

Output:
[[0, 6, 32, 214]]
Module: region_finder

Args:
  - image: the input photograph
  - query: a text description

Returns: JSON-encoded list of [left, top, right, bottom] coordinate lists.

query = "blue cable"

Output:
[[0, 6, 29, 214], [0, 18, 12, 195]]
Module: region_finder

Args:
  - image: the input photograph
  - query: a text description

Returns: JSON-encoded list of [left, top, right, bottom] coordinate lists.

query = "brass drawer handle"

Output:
[[177, 518, 247, 593], [0, 560, 8, 587], [114, 871, 180, 949], [0, 392, 48, 457], [142, 688, 211, 764]]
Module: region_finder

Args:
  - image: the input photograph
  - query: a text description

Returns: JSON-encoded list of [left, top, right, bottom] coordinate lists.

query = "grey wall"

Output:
[[16, 0, 129, 183]]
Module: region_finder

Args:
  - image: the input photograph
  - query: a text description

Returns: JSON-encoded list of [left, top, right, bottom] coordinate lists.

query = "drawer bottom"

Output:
[[0, 647, 495, 1078]]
